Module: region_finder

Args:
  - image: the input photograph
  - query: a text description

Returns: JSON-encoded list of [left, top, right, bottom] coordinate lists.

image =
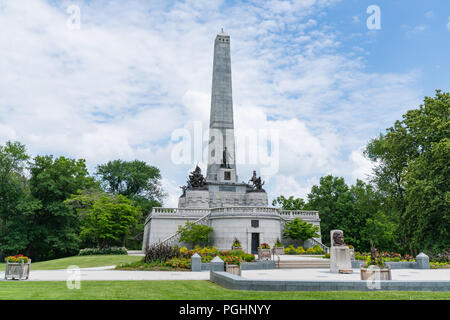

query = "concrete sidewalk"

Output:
[[0, 269, 210, 281]]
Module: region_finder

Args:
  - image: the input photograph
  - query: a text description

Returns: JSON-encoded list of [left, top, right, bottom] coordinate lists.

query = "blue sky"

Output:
[[0, 0, 449, 206]]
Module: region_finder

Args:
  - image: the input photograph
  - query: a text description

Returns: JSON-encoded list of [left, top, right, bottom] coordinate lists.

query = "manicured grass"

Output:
[[0, 280, 448, 300], [0, 255, 142, 271]]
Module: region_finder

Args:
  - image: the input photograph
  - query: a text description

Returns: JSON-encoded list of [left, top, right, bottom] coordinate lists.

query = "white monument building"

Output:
[[143, 30, 326, 254]]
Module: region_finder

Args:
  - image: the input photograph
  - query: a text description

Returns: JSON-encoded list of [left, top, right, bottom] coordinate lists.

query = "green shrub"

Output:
[[306, 248, 315, 254], [242, 253, 255, 262], [144, 243, 180, 263], [274, 238, 283, 248], [312, 245, 324, 254], [78, 247, 127, 256], [323, 253, 330, 259], [230, 249, 245, 256], [296, 247, 305, 254]]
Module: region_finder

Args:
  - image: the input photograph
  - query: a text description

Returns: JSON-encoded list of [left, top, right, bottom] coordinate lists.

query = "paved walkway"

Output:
[[1, 268, 210, 281], [242, 268, 450, 281]]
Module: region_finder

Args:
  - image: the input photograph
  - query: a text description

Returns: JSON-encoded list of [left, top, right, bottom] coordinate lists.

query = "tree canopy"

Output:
[[0, 141, 165, 260], [282, 218, 320, 242], [365, 90, 449, 254]]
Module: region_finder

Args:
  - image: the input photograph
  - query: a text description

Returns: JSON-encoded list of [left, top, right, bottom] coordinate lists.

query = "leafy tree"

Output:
[[365, 90, 450, 254], [0, 141, 37, 259], [178, 222, 213, 248], [95, 159, 165, 202], [282, 218, 320, 242], [272, 195, 306, 210], [351, 180, 396, 252], [27, 155, 98, 260], [66, 191, 142, 249], [95, 159, 166, 249], [305, 175, 356, 247]]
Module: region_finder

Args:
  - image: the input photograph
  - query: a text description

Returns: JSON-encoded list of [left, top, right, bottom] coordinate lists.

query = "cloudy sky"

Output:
[[1, 0, 449, 207]]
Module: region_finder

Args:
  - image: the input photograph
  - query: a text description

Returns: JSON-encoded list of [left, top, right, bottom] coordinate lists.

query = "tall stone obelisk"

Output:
[[206, 30, 237, 184]]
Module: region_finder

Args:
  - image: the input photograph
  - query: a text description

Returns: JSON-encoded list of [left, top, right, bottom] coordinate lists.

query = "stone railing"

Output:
[[144, 207, 211, 226], [278, 210, 320, 220], [158, 211, 211, 247], [210, 206, 279, 216], [310, 237, 330, 253], [152, 207, 211, 215]]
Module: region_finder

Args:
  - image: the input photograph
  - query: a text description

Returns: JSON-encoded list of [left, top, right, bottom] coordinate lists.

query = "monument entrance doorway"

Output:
[[251, 233, 260, 254]]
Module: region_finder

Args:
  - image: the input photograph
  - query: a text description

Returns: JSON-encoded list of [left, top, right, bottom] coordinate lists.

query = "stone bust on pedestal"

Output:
[[329, 229, 352, 274]]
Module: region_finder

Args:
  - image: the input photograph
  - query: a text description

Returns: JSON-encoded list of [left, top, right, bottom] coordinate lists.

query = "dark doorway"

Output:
[[251, 233, 260, 254]]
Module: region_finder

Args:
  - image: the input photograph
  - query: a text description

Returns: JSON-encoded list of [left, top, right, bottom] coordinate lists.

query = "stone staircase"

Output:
[[158, 212, 211, 247], [276, 259, 330, 269]]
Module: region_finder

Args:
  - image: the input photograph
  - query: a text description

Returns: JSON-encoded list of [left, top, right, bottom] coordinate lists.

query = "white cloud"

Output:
[[447, 17, 450, 31], [349, 149, 375, 183], [0, 0, 421, 205]]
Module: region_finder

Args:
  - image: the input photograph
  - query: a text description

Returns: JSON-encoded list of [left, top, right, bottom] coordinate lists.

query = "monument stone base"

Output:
[[330, 246, 352, 273]]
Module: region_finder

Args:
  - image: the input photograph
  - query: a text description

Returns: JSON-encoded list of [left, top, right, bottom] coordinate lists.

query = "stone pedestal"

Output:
[[415, 252, 430, 269], [191, 253, 201, 272], [330, 246, 352, 273], [245, 191, 268, 206], [210, 256, 225, 272], [178, 190, 210, 208]]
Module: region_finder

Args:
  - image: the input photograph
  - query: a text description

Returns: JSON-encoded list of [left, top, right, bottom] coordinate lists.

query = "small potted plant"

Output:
[[224, 255, 242, 276], [4, 254, 31, 280], [258, 243, 271, 260], [360, 240, 391, 281], [272, 238, 284, 255], [231, 237, 242, 251]]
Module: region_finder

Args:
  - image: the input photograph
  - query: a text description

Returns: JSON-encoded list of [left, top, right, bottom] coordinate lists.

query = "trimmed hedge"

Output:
[[78, 247, 128, 256]]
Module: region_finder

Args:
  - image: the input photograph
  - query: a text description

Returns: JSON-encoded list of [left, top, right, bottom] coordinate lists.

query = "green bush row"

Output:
[[78, 247, 128, 256], [284, 245, 324, 255]]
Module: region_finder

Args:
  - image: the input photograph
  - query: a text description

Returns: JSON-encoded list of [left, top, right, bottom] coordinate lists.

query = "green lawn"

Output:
[[0, 255, 142, 270], [0, 280, 448, 300]]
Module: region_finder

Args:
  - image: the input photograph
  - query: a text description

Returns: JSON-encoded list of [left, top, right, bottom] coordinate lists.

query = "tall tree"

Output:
[[365, 90, 450, 254], [95, 159, 165, 202], [95, 160, 166, 249], [28, 155, 98, 260], [0, 141, 38, 259], [66, 191, 142, 249], [305, 175, 356, 247]]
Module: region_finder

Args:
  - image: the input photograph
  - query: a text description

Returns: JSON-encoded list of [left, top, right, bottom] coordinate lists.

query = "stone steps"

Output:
[[277, 260, 330, 269]]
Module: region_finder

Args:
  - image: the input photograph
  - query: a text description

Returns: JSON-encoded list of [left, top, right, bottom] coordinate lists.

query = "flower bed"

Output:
[[354, 251, 415, 262], [284, 245, 324, 255], [165, 258, 191, 269], [179, 246, 255, 264]]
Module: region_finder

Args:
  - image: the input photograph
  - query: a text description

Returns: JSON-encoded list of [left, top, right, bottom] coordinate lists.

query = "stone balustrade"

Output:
[[278, 210, 320, 220], [148, 207, 320, 221], [151, 207, 211, 216]]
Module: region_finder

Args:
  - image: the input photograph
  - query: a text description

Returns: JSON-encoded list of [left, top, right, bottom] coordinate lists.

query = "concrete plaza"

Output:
[[1, 265, 449, 283], [242, 268, 450, 281]]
